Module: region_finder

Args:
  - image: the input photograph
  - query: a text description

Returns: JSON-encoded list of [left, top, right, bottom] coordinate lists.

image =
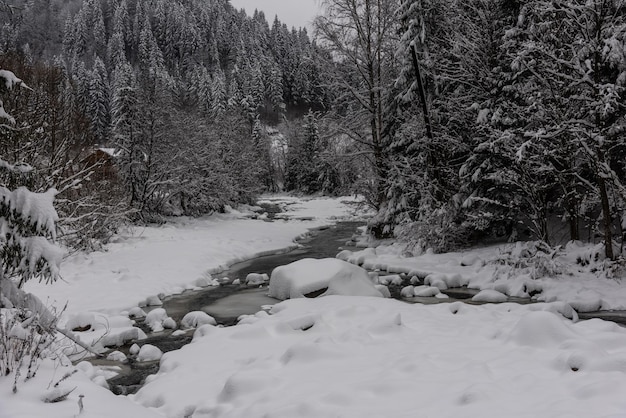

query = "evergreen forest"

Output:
[[2, 0, 626, 261]]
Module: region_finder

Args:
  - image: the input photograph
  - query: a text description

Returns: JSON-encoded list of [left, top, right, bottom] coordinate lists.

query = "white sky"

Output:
[[229, 0, 322, 31]]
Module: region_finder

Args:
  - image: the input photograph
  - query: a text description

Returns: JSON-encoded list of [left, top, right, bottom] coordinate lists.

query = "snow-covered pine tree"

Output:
[[88, 56, 109, 142], [0, 67, 63, 322], [495, 0, 626, 257]]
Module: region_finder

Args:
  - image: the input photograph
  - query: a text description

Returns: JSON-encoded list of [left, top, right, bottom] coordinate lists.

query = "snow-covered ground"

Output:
[[25, 195, 364, 316], [3, 195, 626, 418], [338, 239, 626, 312]]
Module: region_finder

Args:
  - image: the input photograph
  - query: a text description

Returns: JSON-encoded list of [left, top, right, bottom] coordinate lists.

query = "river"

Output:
[[104, 219, 626, 395]]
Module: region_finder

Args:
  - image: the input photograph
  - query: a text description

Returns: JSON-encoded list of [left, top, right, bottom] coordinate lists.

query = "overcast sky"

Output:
[[229, 0, 322, 31]]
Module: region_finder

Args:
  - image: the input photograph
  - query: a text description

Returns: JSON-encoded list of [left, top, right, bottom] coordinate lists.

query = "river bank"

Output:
[[5, 195, 626, 418]]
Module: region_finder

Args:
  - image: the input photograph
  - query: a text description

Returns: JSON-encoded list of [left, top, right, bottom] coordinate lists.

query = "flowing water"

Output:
[[106, 221, 364, 394], [161, 221, 365, 325], [103, 218, 626, 394]]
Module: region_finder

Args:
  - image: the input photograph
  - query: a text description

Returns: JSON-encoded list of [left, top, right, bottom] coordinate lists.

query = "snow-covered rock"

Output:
[[269, 258, 382, 300], [424, 273, 467, 290], [194, 276, 218, 288], [162, 317, 177, 330], [136, 344, 163, 362], [245, 273, 269, 286], [400, 285, 415, 298], [107, 351, 128, 362], [472, 289, 508, 303], [181, 311, 217, 329], [145, 308, 173, 332], [414, 286, 441, 297], [65, 312, 98, 331], [143, 295, 163, 307], [128, 307, 147, 319], [100, 327, 147, 347], [377, 274, 403, 285]]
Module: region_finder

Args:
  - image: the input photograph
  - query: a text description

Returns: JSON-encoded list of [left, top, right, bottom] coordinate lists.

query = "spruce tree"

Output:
[[0, 68, 63, 308]]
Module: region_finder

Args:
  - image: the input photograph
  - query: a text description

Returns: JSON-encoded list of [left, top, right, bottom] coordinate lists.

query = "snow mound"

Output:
[[194, 276, 219, 287], [336, 248, 377, 266], [100, 327, 147, 347], [245, 273, 269, 286], [181, 311, 217, 329], [400, 285, 415, 297], [145, 308, 175, 332], [472, 289, 508, 303], [107, 350, 128, 362], [424, 273, 467, 290], [142, 295, 163, 307], [414, 286, 441, 297], [374, 284, 391, 298], [319, 265, 383, 297], [269, 258, 381, 300], [137, 344, 163, 362], [569, 296, 603, 313], [65, 312, 99, 331], [460, 254, 483, 266], [528, 302, 578, 321], [377, 274, 403, 285], [507, 311, 577, 348], [128, 307, 147, 319]]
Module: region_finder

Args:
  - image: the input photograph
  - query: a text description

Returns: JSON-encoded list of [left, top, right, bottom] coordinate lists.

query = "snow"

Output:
[[5, 195, 626, 418], [0, 69, 29, 90], [106, 351, 127, 362], [268, 258, 382, 300], [337, 242, 626, 311], [414, 285, 442, 297], [181, 311, 217, 329], [25, 195, 362, 316], [245, 272, 269, 286], [136, 344, 163, 362], [4, 187, 59, 238], [472, 289, 508, 303], [129, 297, 626, 418], [144, 308, 173, 332]]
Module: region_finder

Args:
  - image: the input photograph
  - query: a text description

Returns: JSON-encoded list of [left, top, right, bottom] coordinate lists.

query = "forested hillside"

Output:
[[2, 0, 626, 261], [0, 0, 355, 250]]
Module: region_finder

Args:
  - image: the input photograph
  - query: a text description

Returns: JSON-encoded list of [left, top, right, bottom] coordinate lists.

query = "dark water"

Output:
[[160, 221, 364, 325], [106, 221, 364, 394]]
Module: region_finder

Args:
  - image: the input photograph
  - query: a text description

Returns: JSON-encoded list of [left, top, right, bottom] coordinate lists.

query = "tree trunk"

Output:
[[598, 175, 614, 259], [410, 44, 433, 140], [568, 212, 579, 241]]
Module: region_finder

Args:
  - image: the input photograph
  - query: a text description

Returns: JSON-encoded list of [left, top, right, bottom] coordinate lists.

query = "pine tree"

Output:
[[210, 67, 227, 118], [88, 55, 109, 142], [0, 68, 63, 306]]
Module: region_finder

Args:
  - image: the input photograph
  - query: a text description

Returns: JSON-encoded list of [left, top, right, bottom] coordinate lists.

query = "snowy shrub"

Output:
[[395, 213, 473, 255], [491, 241, 563, 280], [0, 308, 58, 391]]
